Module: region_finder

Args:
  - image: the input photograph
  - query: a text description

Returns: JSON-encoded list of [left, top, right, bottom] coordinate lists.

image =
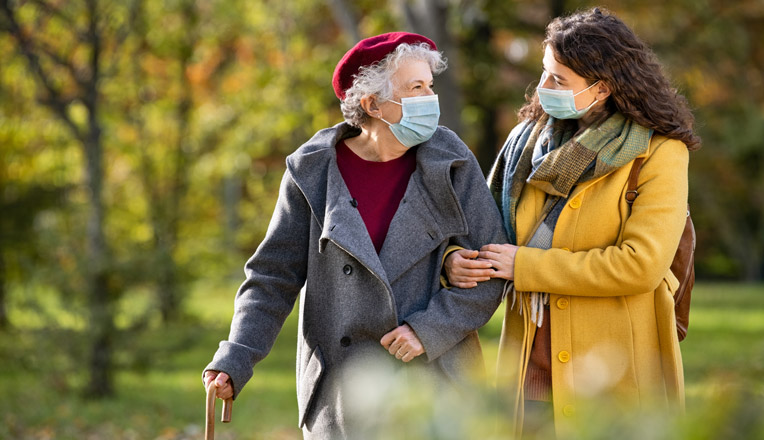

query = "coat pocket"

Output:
[[298, 344, 325, 428]]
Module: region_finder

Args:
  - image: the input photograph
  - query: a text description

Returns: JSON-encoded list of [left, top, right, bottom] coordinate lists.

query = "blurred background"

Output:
[[1, 0, 762, 438]]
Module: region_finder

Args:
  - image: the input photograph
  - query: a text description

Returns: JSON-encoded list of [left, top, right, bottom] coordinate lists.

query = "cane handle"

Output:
[[205, 380, 233, 440]]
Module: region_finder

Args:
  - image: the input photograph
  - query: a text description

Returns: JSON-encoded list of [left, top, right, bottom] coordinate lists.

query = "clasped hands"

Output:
[[444, 243, 518, 289], [378, 243, 517, 362]]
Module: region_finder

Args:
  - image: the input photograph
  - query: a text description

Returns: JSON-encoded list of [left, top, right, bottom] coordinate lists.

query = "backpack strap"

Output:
[[623, 147, 695, 342], [625, 157, 645, 204]]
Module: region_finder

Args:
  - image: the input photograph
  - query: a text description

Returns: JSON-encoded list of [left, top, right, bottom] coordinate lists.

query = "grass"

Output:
[[0, 282, 763, 439]]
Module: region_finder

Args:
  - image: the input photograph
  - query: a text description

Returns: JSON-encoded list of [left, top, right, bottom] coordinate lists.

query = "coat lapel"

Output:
[[287, 122, 388, 281], [320, 162, 388, 282], [379, 142, 468, 284]]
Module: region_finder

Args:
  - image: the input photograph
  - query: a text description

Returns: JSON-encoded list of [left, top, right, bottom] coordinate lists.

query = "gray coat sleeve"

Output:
[[204, 168, 310, 399], [404, 153, 508, 361]]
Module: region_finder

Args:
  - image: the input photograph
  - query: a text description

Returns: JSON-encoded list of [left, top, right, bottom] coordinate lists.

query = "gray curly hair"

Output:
[[340, 43, 447, 127]]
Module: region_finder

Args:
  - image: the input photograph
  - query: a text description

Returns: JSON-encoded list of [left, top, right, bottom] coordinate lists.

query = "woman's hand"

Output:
[[444, 249, 495, 288], [380, 324, 425, 363], [203, 370, 234, 400], [478, 243, 519, 281]]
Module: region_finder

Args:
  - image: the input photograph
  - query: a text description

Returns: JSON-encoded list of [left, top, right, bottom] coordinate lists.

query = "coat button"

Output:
[[350, 198, 358, 207], [343, 264, 352, 275], [569, 198, 581, 209], [561, 247, 571, 252], [562, 404, 575, 417], [558, 350, 571, 363], [556, 297, 569, 310], [340, 336, 351, 347]]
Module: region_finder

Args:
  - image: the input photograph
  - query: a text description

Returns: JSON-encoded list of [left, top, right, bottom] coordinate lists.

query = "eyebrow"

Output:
[[406, 79, 433, 86], [543, 68, 567, 83], [541, 52, 569, 82]]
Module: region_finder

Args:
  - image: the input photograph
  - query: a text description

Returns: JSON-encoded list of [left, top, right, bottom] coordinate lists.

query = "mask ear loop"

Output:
[[573, 80, 601, 111], [378, 99, 402, 126], [574, 80, 601, 97]]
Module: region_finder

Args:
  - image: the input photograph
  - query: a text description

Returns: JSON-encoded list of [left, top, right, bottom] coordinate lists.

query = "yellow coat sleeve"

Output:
[[439, 244, 465, 288]]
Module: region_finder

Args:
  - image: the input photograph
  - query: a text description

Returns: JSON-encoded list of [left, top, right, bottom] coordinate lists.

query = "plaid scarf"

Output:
[[488, 112, 651, 325]]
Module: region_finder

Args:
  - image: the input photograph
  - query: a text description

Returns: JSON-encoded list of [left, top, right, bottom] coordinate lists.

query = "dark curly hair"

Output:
[[518, 7, 701, 150]]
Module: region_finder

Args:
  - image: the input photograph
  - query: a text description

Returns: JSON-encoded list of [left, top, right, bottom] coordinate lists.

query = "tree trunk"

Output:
[[82, 0, 115, 398], [742, 254, 762, 281], [550, 0, 566, 17], [0, 248, 8, 330], [326, 0, 361, 44], [458, 9, 502, 176], [476, 106, 499, 175], [157, 0, 196, 323], [82, 114, 114, 397], [400, 0, 463, 135], [222, 175, 241, 251]]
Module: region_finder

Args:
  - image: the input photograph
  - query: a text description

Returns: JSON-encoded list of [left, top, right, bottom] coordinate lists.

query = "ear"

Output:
[[596, 81, 612, 101], [360, 95, 382, 119]]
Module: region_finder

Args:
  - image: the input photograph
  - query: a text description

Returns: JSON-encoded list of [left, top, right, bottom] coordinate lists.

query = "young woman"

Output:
[[445, 7, 700, 437]]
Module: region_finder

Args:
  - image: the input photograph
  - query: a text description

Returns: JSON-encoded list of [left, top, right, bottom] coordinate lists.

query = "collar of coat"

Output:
[[286, 122, 472, 284]]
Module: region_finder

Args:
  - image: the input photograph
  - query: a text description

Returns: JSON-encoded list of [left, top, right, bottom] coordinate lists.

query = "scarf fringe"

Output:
[[507, 282, 548, 328]]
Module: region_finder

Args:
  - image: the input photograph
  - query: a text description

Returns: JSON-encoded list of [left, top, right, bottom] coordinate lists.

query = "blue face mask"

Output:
[[381, 95, 440, 148], [536, 72, 600, 120]]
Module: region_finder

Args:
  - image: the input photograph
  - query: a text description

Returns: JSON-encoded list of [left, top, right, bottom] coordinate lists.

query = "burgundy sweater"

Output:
[[335, 140, 417, 253]]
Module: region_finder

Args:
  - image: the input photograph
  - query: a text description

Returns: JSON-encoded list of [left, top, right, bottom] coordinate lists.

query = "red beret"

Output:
[[332, 32, 437, 100]]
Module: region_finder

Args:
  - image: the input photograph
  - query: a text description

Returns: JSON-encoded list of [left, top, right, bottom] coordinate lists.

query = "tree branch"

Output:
[[0, 0, 84, 141], [27, 0, 75, 27], [103, 0, 143, 78], [83, 0, 100, 118], [36, 39, 90, 89]]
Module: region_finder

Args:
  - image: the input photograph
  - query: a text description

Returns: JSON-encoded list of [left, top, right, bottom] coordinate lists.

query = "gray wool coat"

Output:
[[205, 122, 508, 438]]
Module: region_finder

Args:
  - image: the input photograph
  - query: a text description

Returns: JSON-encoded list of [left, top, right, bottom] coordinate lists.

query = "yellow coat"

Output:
[[497, 135, 688, 436]]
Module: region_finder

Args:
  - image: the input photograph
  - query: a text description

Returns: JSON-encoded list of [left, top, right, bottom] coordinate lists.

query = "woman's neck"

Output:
[[576, 106, 615, 133], [577, 113, 597, 131], [344, 120, 408, 162]]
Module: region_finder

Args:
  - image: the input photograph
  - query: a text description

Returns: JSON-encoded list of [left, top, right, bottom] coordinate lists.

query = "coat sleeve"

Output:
[[404, 152, 508, 362], [204, 168, 310, 399], [513, 139, 689, 296]]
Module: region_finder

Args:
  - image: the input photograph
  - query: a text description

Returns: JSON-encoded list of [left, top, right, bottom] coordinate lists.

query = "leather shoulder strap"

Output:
[[625, 157, 645, 204]]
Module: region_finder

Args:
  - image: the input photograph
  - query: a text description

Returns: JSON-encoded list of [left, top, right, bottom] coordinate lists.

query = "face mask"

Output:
[[380, 95, 440, 148], [536, 72, 600, 120]]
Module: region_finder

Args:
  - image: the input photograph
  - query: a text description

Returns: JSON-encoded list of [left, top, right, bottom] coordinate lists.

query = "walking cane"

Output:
[[205, 381, 233, 440]]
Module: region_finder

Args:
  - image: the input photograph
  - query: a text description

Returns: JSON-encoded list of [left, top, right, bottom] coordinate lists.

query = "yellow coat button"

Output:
[[556, 297, 569, 309], [561, 247, 571, 252], [569, 198, 581, 209], [558, 351, 571, 363], [563, 404, 575, 417]]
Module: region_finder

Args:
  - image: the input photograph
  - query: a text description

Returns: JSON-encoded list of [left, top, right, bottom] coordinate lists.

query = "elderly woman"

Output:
[[445, 8, 699, 438], [203, 32, 506, 438]]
